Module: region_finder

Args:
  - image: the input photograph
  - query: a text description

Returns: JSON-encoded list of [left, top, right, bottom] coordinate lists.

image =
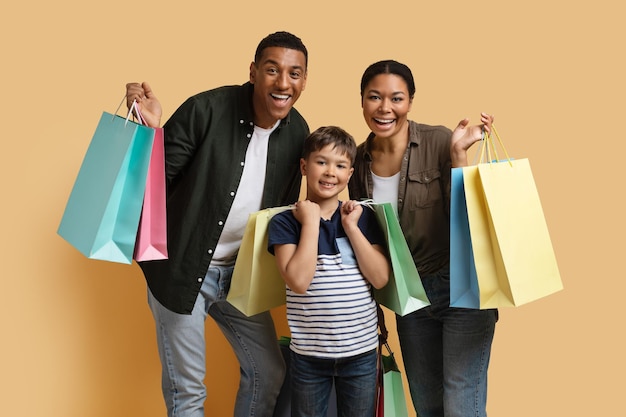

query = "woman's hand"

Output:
[[450, 112, 494, 167]]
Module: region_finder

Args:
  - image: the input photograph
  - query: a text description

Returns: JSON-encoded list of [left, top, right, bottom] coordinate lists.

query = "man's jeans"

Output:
[[148, 265, 286, 417], [396, 269, 498, 417], [290, 349, 377, 417]]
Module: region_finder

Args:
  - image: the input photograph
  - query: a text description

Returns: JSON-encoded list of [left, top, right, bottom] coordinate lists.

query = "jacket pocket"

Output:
[[407, 168, 442, 208]]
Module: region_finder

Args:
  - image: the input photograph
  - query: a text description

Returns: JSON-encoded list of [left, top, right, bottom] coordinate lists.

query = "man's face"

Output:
[[249, 47, 307, 128]]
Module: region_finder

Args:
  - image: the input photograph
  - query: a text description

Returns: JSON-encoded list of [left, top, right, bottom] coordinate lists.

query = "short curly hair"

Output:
[[254, 31, 308, 69]]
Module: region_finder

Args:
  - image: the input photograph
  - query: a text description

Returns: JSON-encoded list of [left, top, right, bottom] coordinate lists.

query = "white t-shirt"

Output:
[[371, 170, 400, 215], [210, 120, 279, 266]]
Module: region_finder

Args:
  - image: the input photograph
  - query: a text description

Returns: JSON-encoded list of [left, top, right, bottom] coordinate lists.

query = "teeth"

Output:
[[272, 94, 290, 100], [374, 118, 394, 124]]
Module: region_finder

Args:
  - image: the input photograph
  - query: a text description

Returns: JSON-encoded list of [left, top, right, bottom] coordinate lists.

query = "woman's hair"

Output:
[[302, 126, 357, 166], [360, 60, 415, 99]]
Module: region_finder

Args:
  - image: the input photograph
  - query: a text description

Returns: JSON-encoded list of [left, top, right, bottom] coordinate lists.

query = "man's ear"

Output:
[[249, 62, 256, 84]]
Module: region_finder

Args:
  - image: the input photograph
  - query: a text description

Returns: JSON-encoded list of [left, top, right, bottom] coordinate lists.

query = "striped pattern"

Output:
[[287, 253, 379, 358]]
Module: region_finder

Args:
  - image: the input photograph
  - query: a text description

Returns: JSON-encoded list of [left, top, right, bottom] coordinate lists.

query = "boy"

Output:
[[268, 126, 390, 417]]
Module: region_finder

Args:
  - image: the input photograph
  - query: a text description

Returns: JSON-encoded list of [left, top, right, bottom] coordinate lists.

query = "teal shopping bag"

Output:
[[368, 203, 430, 316], [58, 110, 155, 264], [449, 167, 480, 308]]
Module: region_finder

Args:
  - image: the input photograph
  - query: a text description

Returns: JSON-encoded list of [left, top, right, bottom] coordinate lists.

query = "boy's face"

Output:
[[300, 145, 354, 202], [250, 47, 307, 129]]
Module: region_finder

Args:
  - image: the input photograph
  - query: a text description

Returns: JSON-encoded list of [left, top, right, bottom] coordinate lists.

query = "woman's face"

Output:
[[361, 73, 412, 139]]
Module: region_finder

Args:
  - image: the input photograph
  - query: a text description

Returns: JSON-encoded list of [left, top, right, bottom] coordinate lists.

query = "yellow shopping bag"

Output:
[[463, 126, 563, 308], [227, 206, 292, 316]]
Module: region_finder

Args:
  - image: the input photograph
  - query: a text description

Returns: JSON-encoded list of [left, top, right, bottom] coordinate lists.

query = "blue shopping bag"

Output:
[[58, 108, 155, 264], [449, 167, 480, 308]]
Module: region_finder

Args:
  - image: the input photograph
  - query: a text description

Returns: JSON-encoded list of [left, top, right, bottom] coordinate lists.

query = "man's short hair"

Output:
[[255, 31, 308, 69]]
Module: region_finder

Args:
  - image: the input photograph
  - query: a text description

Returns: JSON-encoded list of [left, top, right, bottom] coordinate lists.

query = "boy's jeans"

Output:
[[290, 349, 377, 417]]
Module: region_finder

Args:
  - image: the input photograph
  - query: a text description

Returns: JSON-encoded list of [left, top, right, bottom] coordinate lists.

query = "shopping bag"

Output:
[[134, 126, 168, 261], [58, 101, 155, 264], [452, 126, 563, 308], [375, 341, 385, 417], [379, 341, 409, 417], [365, 202, 430, 316], [449, 167, 480, 308], [227, 206, 293, 316]]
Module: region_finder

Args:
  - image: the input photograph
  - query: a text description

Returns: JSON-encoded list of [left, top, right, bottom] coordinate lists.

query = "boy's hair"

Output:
[[360, 59, 416, 99], [255, 31, 308, 69], [302, 126, 357, 166]]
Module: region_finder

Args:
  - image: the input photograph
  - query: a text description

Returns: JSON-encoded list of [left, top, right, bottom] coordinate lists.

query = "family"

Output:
[[125, 31, 498, 417]]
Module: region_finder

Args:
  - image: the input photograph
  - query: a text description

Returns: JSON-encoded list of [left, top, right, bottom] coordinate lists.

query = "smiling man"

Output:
[[125, 31, 309, 417]]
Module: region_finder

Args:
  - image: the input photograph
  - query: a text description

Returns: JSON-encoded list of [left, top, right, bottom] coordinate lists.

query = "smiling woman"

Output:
[[349, 59, 496, 417]]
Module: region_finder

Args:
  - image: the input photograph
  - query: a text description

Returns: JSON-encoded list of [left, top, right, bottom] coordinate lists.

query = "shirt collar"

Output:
[[239, 82, 291, 129]]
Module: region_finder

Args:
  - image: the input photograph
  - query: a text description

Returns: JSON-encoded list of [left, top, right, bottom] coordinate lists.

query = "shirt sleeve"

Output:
[[357, 207, 385, 247], [268, 211, 300, 255]]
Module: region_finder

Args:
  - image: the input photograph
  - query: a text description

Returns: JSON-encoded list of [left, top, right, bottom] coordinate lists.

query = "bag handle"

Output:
[[477, 124, 513, 167], [113, 95, 146, 126]]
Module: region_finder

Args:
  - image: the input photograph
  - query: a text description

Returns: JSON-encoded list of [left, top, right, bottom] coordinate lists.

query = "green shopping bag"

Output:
[[380, 341, 409, 417], [366, 202, 430, 316], [58, 101, 155, 264]]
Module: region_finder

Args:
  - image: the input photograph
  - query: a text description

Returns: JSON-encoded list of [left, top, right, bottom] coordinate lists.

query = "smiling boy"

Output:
[[268, 126, 390, 417]]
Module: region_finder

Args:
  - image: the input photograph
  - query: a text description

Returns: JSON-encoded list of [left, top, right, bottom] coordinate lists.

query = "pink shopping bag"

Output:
[[134, 126, 168, 261]]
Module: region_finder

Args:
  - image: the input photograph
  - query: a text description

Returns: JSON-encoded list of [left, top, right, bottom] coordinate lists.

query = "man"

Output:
[[125, 31, 309, 417]]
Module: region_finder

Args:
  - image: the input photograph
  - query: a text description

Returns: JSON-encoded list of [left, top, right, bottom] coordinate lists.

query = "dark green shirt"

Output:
[[139, 82, 309, 314], [348, 120, 452, 275]]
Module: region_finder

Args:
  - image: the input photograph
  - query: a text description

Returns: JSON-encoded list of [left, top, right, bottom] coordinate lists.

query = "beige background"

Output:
[[2, 1, 624, 416]]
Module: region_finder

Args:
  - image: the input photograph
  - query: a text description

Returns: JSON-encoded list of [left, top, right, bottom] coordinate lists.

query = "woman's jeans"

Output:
[[290, 349, 377, 417], [147, 265, 285, 417], [396, 269, 498, 417]]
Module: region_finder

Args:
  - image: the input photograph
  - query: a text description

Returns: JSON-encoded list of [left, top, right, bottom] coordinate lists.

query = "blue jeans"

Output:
[[396, 269, 497, 417], [147, 266, 286, 417], [290, 349, 377, 417]]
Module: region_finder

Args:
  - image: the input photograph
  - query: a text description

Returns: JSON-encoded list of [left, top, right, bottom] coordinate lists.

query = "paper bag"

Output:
[[369, 203, 430, 316], [227, 206, 292, 316], [58, 111, 155, 264], [134, 127, 168, 261]]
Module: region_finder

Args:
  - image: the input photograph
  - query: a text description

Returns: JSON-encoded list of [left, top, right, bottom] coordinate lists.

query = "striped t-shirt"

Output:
[[268, 202, 384, 359]]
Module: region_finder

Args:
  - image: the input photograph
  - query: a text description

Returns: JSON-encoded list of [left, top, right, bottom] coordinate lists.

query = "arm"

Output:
[[340, 201, 390, 289], [450, 112, 494, 167], [125, 82, 162, 128], [273, 200, 320, 294]]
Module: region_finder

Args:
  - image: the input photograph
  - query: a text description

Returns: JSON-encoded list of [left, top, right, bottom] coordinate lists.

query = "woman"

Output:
[[348, 60, 498, 417]]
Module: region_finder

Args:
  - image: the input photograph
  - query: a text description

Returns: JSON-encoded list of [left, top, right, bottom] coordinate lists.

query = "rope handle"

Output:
[[478, 124, 513, 167], [112, 95, 146, 126]]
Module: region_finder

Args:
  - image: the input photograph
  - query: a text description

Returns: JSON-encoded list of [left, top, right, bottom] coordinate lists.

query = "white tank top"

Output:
[[371, 170, 400, 216]]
